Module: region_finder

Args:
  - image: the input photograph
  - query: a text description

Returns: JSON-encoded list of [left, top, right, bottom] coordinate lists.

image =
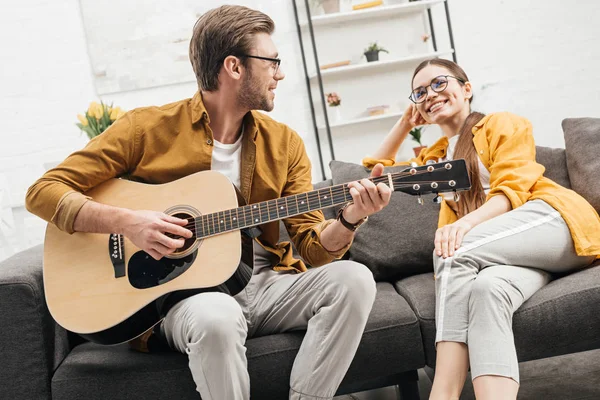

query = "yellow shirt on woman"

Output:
[[363, 112, 600, 257]]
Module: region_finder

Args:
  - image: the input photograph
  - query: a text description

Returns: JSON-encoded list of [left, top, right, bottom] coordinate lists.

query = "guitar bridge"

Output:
[[109, 234, 126, 278]]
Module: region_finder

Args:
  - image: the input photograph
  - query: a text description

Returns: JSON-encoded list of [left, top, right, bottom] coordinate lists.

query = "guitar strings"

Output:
[[167, 178, 458, 239], [181, 167, 452, 231]]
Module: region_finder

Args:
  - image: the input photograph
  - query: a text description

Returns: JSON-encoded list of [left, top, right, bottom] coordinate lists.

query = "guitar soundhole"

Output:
[[128, 250, 197, 289], [170, 212, 197, 254]]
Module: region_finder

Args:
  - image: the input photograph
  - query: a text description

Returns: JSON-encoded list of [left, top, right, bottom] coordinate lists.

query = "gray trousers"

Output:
[[434, 200, 595, 383], [162, 244, 376, 400]]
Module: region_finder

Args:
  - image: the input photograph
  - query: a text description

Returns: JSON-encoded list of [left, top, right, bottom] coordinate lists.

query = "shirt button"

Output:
[[479, 150, 484, 154], [207, 139, 213, 145]]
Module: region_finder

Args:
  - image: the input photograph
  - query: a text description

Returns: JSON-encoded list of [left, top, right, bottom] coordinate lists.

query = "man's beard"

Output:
[[238, 68, 274, 112]]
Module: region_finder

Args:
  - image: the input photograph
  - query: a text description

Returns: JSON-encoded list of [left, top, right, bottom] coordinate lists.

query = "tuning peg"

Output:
[[417, 195, 424, 206], [433, 195, 442, 204], [453, 191, 460, 202]]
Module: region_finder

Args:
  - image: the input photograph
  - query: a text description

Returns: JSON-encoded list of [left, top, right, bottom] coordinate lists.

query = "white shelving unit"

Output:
[[319, 110, 404, 130], [292, 0, 457, 178], [300, 0, 445, 27], [310, 50, 455, 80]]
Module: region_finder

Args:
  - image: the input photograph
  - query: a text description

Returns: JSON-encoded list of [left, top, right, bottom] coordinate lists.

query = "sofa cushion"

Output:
[[51, 282, 425, 400], [395, 262, 600, 367], [330, 160, 440, 281], [0, 245, 71, 400], [562, 118, 600, 211], [535, 146, 571, 189]]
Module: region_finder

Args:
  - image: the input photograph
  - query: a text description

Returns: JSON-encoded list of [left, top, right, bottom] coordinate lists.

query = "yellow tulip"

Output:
[[77, 114, 89, 126], [109, 107, 124, 121], [88, 102, 103, 119]]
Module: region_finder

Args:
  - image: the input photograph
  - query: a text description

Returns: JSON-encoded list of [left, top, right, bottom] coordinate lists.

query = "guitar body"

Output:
[[44, 171, 244, 345]]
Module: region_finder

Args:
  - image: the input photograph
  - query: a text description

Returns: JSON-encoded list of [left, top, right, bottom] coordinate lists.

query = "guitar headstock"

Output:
[[391, 159, 471, 198]]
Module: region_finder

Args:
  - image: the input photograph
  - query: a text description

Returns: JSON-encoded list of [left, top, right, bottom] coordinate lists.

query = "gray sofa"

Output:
[[1, 118, 599, 399]]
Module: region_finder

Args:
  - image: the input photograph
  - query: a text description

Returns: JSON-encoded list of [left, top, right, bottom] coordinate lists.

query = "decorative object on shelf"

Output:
[[292, 0, 458, 178], [320, 60, 351, 70], [311, 0, 341, 14], [352, 0, 383, 11], [326, 92, 343, 122], [76, 101, 125, 140], [367, 105, 390, 117], [409, 126, 427, 156], [363, 42, 389, 62]]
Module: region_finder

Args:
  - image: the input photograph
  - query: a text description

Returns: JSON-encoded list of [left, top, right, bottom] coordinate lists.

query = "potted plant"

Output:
[[325, 92, 342, 122], [409, 126, 427, 157], [363, 42, 389, 62], [310, 0, 340, 15], [76, 101, 125, 140]]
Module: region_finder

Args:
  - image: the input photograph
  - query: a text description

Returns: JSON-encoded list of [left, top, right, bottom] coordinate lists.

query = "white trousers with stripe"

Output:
[[433, 200, 595, 383]]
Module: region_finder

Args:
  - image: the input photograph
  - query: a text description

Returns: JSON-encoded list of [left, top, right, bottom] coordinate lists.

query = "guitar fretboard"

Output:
[[194, 185, 353, 238]]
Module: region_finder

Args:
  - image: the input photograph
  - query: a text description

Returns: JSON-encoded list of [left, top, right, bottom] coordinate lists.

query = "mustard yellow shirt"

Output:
[[26, 92, 350, 272], [363, 112, 600, 257]]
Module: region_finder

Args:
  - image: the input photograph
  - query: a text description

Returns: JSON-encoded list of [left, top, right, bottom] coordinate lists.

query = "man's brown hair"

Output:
[[189, 5, 275, 91]]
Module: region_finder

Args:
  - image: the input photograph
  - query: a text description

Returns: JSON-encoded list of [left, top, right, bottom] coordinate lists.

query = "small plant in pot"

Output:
[[363, 42, 389, 62], [409, 126, 427, 157]]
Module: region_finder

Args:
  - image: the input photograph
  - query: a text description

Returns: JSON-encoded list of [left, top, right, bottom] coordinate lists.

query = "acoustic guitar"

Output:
[[43, 160, 470, 345]]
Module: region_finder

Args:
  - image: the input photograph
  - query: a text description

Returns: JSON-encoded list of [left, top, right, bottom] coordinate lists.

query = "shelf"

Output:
[[310, 50, 454, 80], [319, 110, 403, 129], [301, 0, 445, 28]]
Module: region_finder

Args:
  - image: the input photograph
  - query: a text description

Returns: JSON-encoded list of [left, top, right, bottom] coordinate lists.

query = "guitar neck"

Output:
[[194, 181, 355, 239], [191, 159, 470, 239]]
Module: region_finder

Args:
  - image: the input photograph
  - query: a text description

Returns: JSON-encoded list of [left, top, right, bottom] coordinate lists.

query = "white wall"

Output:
[[1, 0, 599, 260]]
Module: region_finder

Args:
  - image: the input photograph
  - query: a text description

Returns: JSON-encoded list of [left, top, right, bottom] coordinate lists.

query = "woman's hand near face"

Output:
[[402, 103, 428, 129], [370, 104, 428, 161]]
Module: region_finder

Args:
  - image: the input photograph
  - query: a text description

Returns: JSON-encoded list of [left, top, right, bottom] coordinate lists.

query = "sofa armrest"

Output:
[[0, 244, 70, 400]]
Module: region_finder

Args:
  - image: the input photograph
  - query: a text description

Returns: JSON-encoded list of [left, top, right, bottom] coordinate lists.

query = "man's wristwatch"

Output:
[[336, 203, 368, 232]]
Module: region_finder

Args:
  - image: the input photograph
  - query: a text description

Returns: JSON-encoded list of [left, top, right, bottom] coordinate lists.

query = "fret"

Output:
[[308, 190, 320, 211], [233, 208, 239, 229], [203, 214, 209, 236], [276, 198, 286, 219], [298, 192, 309, 214], [286, 195, 299, 216], [259, 201, 269, 223], [223, 210, 229, 231], [251, 203, 260, 225], [243, 205, 251, 228], [295, 194, 299, 216], [268, 199, 278, 221], [319, 188, 334, 208]]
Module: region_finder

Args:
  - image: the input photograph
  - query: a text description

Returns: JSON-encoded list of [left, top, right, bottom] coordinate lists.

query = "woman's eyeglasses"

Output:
[[409, 75, 465, 104]]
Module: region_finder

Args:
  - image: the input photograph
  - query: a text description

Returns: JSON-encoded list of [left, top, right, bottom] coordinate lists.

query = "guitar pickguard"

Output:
[[127, 250, 197, 289]]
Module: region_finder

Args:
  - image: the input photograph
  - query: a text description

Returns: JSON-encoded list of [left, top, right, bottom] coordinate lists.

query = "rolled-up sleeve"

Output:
[[485, 113, 545, 209], [25, 111, 138, 233], [282, 133, 350, 267]]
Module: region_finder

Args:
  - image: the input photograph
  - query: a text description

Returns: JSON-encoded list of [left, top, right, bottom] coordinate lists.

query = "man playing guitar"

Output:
[[26, 5, 392, 400]]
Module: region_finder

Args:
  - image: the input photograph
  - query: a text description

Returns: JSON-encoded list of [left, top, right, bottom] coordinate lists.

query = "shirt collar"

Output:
[[191, 91, 259, 142]]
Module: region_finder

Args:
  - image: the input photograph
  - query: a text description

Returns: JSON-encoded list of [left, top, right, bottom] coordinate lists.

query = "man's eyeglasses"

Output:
[[242, 54, 281, 76], [409, 75, 465, 104]]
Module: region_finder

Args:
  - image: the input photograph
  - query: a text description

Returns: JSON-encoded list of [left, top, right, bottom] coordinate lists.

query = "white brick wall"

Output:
[[1, 0, 600, 260]]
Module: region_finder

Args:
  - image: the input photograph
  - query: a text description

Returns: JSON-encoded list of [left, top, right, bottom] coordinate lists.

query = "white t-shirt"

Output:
[[440, 135, 490, 201], [211, 132, 273, 271], [212, 134, 243, 190]]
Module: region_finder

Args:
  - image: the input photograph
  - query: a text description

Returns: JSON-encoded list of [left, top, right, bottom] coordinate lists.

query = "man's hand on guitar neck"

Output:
[[73, 201, 193, 260], [343, 163, 392, 224], [320, 163, 391, 253]]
